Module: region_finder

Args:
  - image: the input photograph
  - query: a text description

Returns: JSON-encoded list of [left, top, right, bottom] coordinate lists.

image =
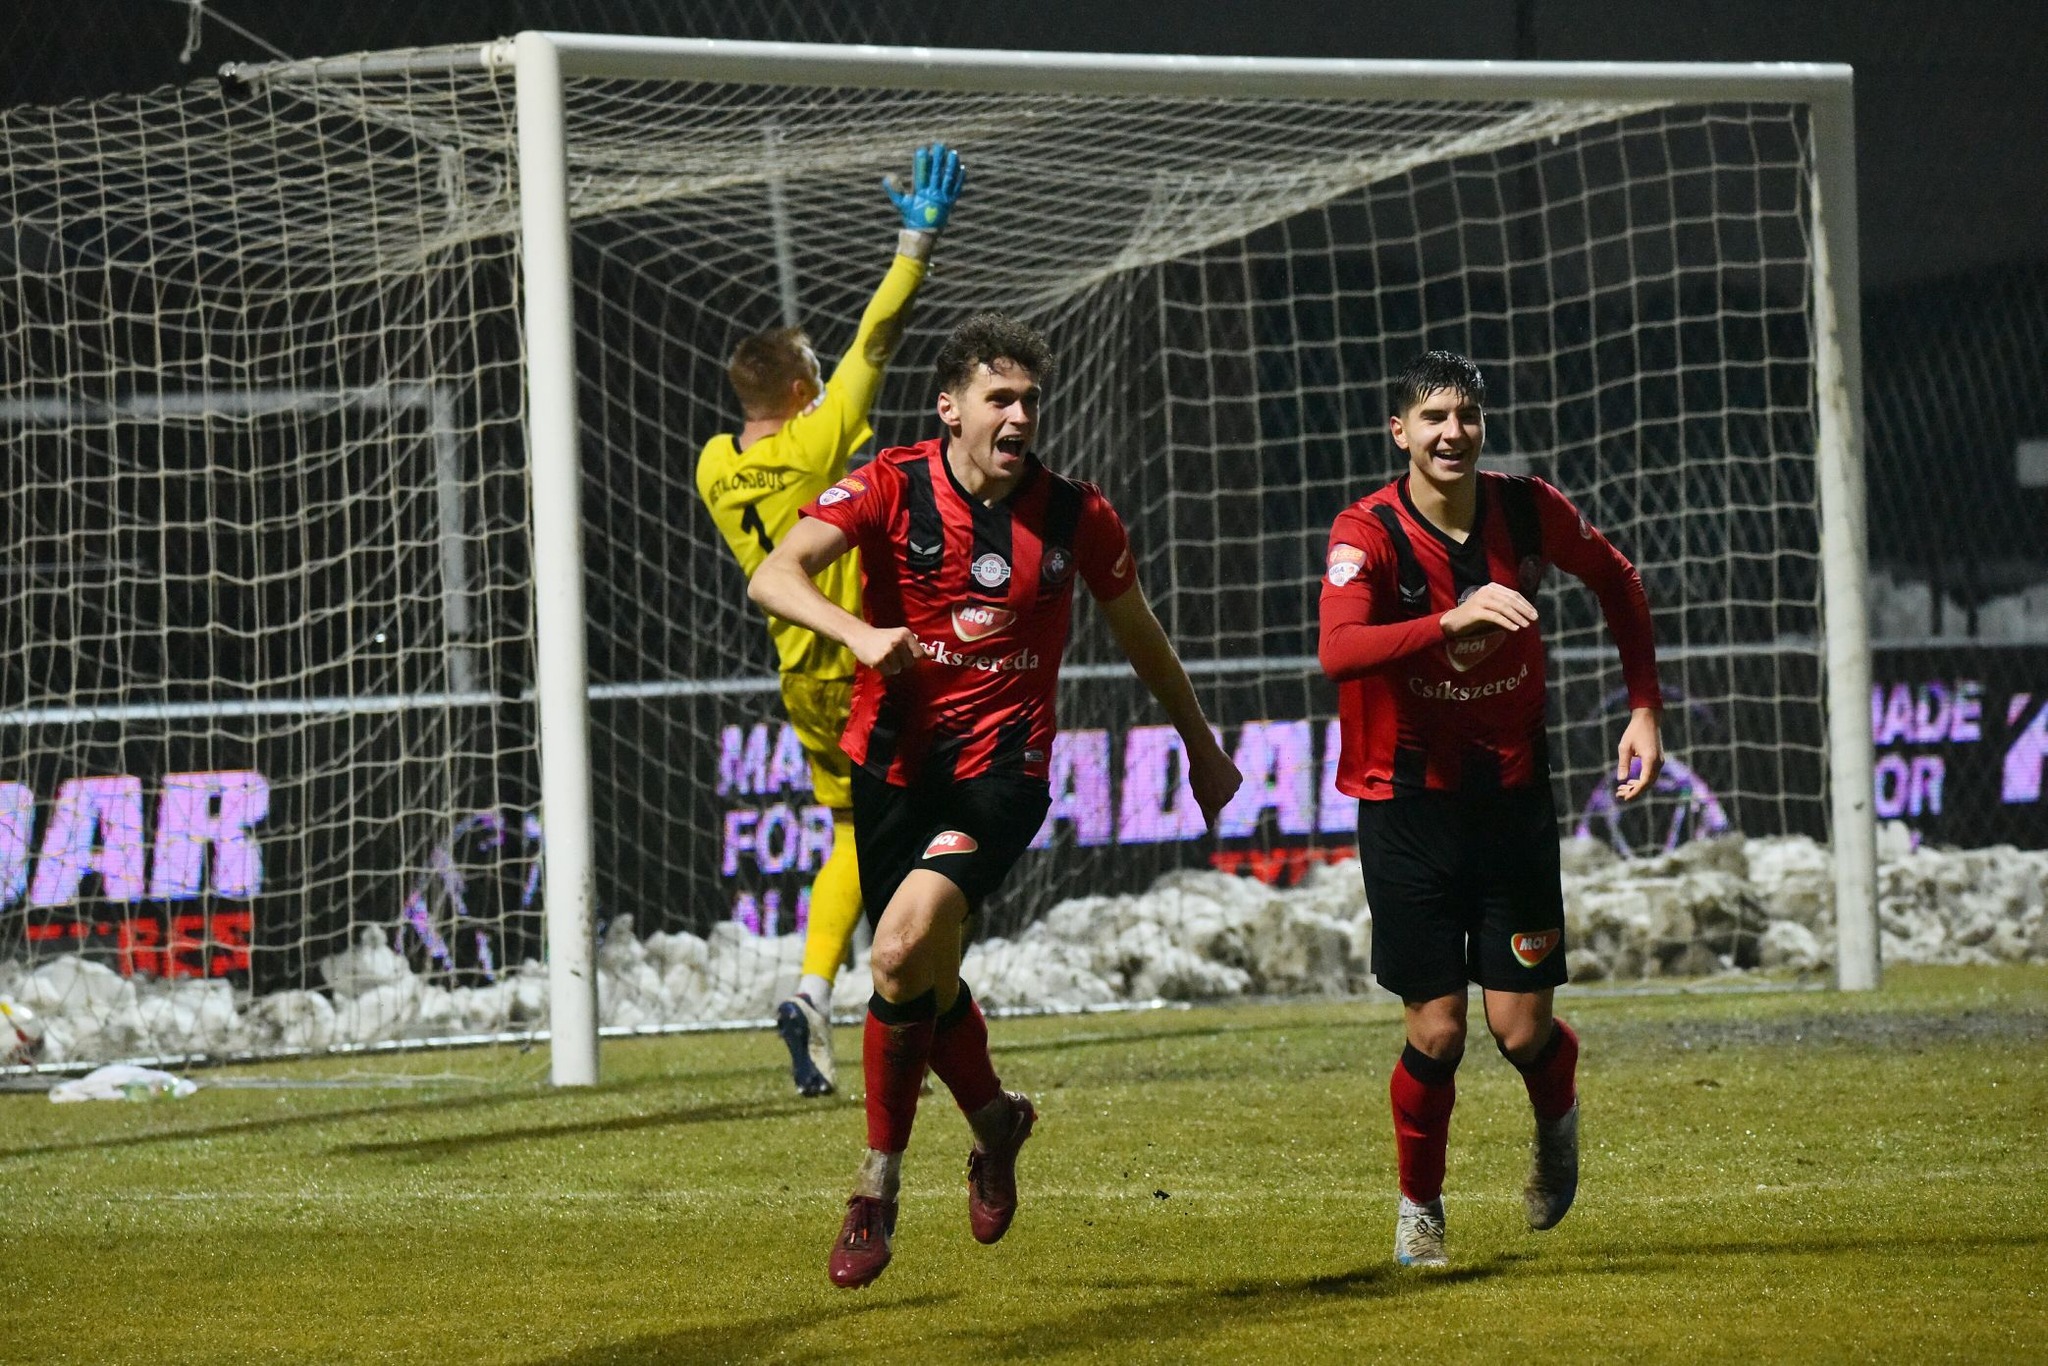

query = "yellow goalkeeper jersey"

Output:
[[696, 252, 927, 681]]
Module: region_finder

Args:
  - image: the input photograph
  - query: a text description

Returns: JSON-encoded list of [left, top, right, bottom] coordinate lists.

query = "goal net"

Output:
[[0, 38, 1870, 1071]]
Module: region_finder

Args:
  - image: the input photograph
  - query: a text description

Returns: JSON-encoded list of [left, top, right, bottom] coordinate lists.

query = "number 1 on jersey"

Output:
[[739, 503, 775, 555]]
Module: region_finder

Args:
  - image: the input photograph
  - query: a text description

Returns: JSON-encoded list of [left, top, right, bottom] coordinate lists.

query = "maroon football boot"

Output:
[[966, 1091, 1037, 1244], [828, 1194, 898, 1288]]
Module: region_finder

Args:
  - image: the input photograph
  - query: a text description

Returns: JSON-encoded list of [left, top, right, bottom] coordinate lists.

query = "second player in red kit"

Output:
[[749, 311, 1241, 1289], [1319, 351, 1663, 1268]]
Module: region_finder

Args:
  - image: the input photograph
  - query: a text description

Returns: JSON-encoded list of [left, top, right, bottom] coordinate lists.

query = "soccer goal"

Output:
[[0, 36, 1871, 1082]]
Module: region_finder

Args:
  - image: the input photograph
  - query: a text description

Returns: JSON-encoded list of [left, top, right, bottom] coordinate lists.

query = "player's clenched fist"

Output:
[[854, 624, 922, 675], [1187, 741, 1244, 832], [1439, 581, 1538, 638]]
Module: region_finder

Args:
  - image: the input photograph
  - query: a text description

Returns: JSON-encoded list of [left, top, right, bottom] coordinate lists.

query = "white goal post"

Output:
[[2, 36, 1873, 1082], [476, 36, 1871, 1082]]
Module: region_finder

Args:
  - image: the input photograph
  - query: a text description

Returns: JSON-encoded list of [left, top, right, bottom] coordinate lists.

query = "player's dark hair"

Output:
[[1389, 350, 1486, 416], [933, 312, 1056, 394], [727, 326, 816, 418]]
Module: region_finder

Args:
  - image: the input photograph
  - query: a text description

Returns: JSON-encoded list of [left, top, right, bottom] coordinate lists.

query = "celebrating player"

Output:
[[1318, 351, 1662, 1267], [748, 312, 1242, 1289], [697, 143, 965, 1098]]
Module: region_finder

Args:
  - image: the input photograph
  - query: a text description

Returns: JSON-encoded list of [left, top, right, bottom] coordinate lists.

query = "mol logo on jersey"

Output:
[[923, 830, 979, 858], [1445, 630, 1506, 673], [1510, 929, 1561, 968], [952, 603, 1016, 643]]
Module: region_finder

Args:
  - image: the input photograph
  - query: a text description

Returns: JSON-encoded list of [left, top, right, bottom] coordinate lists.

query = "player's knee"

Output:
[[1403, 992, 1467, 1060], [870, 915, 942, 995], [868, 932, 921, 995], [1490, 1015, 1551, 1065], [1405, 1015, 1467, 1061]]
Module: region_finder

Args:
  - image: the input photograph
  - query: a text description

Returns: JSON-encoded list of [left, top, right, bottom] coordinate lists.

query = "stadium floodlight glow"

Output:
[[3, 36, 1874, 1084]]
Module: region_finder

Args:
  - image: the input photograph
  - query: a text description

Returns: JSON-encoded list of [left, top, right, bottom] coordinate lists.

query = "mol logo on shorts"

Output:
[[952, 603, 1016, 642], [923, 830, 979, 858], [1510, 930, 1560, 968]]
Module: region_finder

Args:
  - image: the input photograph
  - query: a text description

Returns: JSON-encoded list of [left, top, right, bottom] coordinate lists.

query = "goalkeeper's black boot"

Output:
[[776, 994, 836, 1097]]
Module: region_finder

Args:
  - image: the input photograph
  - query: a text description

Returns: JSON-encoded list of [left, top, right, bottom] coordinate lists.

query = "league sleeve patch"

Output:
[[816, 475, 867, 508], [1326, 542, 1366, 587]]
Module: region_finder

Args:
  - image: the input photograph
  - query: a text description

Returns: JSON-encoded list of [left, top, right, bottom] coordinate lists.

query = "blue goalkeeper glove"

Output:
[[883, 142, 965, 233]]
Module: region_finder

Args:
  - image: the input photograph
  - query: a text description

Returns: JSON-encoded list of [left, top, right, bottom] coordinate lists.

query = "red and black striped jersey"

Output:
[[800, 438, 1137, 785], [1318, 471, 1660, 800]]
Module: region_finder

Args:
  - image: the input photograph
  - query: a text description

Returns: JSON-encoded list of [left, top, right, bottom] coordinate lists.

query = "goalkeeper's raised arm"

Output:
[[696, 142, 966, 563]]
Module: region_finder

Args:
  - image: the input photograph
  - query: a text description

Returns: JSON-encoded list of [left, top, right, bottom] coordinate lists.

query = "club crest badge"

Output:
[[971, 552, 1012, 589], [952, 603, 1016, 642], [1518, 554, 1548, 598], [1326, 542, 1365, 588], [923, 830, 979, 858], [1041, 546, 1074, 585], [1510, 930, 1560, 968]]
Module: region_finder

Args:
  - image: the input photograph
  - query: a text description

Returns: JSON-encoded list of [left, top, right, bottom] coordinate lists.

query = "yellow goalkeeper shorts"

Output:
[[779, 672, 855, 811]]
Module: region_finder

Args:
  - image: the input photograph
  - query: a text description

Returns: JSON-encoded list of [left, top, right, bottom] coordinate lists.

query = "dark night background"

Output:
[[4, 0, 2046, 594], [5, 0, 2045, 292]]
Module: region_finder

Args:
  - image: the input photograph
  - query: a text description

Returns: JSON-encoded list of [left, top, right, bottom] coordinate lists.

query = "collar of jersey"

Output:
[[937, 435, 1042, 508], [1397, 470, 1489, 553]]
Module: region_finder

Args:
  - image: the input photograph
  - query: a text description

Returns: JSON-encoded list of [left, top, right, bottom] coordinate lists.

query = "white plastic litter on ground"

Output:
[[3, 830, 2045, 1066]]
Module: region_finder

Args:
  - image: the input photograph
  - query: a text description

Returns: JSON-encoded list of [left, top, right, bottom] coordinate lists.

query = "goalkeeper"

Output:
[[696, 143, 966, 1098]]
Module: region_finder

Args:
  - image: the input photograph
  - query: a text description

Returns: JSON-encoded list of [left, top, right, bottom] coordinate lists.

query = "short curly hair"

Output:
[[933, 312, 1056, 394]]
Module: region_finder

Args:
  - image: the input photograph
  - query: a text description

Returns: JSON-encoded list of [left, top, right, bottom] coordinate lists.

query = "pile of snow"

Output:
[[1867, 566, 2048, 644], [3, 830, 2045, 1066]]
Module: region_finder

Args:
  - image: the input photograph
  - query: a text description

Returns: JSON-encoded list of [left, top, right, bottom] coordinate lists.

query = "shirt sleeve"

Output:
[[1532, 478, 1662, 711], [772, 252, 927, 492], [1317, 506, 1447, 681], [799, 461, 893, 552], [1075, 485, 1140, 601]]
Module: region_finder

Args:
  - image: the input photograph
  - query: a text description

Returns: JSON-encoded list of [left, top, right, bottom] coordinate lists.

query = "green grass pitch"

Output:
[[1, 965, 2043, 1363]]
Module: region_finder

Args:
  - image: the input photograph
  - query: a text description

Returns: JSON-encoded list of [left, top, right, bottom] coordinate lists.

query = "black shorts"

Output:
[[1357, 784, 1568, 1000], [850, 766, 1051, 927]]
